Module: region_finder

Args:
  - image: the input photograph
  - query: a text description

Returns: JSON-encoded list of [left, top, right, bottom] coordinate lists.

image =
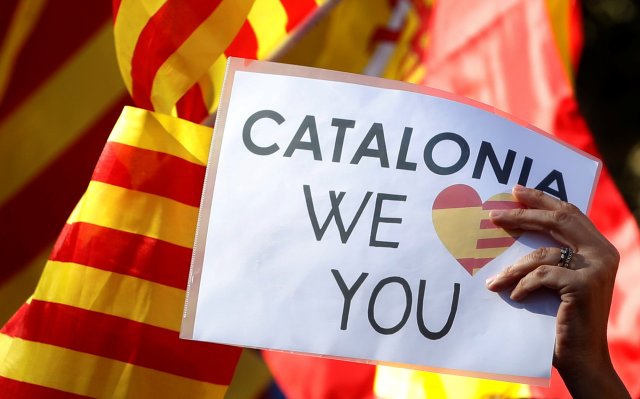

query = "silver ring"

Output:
[[559, 247, 574, 268]]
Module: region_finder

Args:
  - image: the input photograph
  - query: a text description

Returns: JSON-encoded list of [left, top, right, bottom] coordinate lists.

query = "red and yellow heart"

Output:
[[432, 184, 524, 276]]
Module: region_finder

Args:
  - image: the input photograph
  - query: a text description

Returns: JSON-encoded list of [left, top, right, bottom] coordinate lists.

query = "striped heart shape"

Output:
[[432, 184, 524, 275]]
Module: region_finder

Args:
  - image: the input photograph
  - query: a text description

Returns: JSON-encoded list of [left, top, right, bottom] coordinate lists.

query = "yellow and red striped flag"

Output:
[[113, 0, 334, 122], [1, 106, 241, 397]]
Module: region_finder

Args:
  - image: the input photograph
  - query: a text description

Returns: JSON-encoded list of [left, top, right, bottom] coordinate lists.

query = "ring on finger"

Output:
[[558, 247, 574, 269]]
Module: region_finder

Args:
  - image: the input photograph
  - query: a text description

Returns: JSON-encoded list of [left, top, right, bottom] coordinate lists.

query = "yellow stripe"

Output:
[[109, 106, 213, 166], [405, 65, 426, 84], [0, 245, 51, 325], [432, 208, 516, 259], [68, 181, 199, 249], [0, 0, 47, 102], [0, 334, 227, 398], [33, 260, 184, 331], [477, 227, 515, 240], [278, 0, 391, 73], [374, 366, 531, 399], [226, 349, 273, 399], [150, 0, 255, 114], [248, 0, 288, 60], [382, 4, 420, 81], [545, 0, 573, 82], [399, 52, 419, 82], [113, 0, 167, 93], [0, 23, 126, 208], [204, 55, 230, 114]]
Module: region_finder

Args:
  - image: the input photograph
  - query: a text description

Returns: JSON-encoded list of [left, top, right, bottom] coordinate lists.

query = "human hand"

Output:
[[485, 185, 629, 398]]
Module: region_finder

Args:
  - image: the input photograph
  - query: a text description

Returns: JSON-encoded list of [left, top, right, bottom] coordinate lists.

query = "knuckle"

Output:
[[551, 210, 572, 224], [592, 242, 620, 271], [531, 188, 545, 201], [530, 247, 548, 262], [606, 244, 621, 267], [535, 265, 552, 279], [560, 201, 580, 214], [512, 207, 527, 219], [501, 264, 516, 277]]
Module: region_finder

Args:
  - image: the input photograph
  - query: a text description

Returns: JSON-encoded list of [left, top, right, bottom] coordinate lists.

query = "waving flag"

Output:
[[113, 0, 334, 122], [0, 107, 242, 397]]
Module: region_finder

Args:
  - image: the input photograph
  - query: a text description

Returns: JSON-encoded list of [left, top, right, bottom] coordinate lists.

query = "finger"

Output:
[[486, 247, 561, 291], [489, 207, 588, 248], [511, 185, 564, 211], [510, 264, 573, 301]]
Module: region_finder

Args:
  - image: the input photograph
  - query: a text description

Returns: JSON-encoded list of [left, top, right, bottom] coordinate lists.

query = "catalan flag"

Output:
[[113, 0, 334, 121], [0, 0, 130, 323], [1, 107, 241, 397]]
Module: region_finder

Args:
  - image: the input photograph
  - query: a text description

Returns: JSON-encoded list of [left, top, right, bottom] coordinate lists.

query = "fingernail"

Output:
[[513, 184, 525, 192], [485, 276, 496, 287], [489, 210, 504, 218]]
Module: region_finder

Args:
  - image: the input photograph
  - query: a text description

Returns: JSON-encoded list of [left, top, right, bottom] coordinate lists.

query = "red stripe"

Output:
[[280, 0, 317, 32], [476, 236, 516, 249], [175, 83, 210, 123], [2, 300, 241, 385], [479, 219, 497, 229], [0, 96, 130, 285], [0, 2, 20, 46], [432, 184, 480, 209], [481, 200, 524, 210], [112, 0, 122, 22], [456, 258, 492, 274], [50, 222, 191, 290], [0, 0, 111, 121], [0, 376, 90, 399], [369, 27, 401, 50], [224, 20, 258, 58], [130, 0, 222, 110], [92, 141, 205, 207]]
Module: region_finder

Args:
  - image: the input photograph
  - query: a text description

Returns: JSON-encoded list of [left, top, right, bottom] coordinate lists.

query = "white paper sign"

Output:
[[182, 58, 601, 385]]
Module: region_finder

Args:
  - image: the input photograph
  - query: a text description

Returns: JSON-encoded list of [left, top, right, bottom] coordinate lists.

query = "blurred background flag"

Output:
[[0, 0, 130, 325], [1, 0, 639, 398]]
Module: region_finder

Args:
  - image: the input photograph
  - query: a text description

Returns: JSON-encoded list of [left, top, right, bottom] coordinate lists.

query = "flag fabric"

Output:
[[1, 1, 339, 397], [3, 0, 639, 398], [0, 106, 242, 397], [113, 0, 333, 122], [373, 0, 640, 397], [0, 0, 130, 324]]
